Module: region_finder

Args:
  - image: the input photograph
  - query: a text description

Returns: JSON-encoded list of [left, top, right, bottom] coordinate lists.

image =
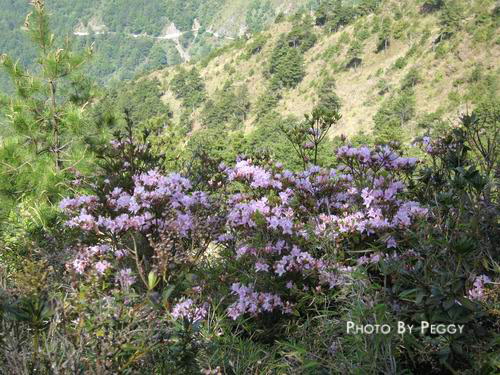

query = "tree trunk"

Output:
[[50, 80, 62, 170]]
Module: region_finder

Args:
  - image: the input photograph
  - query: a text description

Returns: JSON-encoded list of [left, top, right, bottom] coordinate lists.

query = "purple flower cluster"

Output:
[[61, 171, 210, 236], [227, 283, 292, 320], [61, 170, 212, 238], [467, 275, 492, 301], [171, 298, 208, 323], [67, 243, 136, 292], [275, 246, 321, 275], [62, 169, 220, 282], [227, 160, 282, 189], [60, 195, 99, 211], [116, 268, 136, 291], [69, 244, 114, 275], [337, 145, 418, 170], [95, 260, 111, 275]]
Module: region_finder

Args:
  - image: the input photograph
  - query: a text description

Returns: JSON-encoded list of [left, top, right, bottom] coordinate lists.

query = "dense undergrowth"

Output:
[[0, 1, 499, 374]]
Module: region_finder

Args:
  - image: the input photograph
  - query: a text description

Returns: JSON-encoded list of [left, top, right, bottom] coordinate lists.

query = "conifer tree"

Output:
[[377, 16, 392, 52], [170, 66, 206, 109], [317, 77, 341, 114], [269, 37, 305, 89], [0, 0, 92, 171], [439, 0, 464, 40], [347, 40, 363, 71]]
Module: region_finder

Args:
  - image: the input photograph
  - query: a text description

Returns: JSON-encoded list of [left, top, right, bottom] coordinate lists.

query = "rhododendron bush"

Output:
[[61, 145, 430, 322], [59, 169, 224, 322]]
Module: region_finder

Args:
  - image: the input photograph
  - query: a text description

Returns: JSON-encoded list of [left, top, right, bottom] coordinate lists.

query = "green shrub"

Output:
[[322, 44, 341, 60], [376, 78, 391, 95], [447, 90, 462, 107], [401, 66, 422, 89], [354, 22, 370, 41], [179, 109, 193, 136], [255, 87, 282, 119], [419, 29, 431, 45], [339, 31, 351, 46], [439, 0, 465, 40], [392, 20, 409, 40], [415, 110, 447, 131], [317, 76, 342, 114], [393, 56, 408, 69]]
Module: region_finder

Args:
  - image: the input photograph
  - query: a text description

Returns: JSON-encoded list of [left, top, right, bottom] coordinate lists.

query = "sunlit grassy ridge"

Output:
[[154, 0, 499, 141]]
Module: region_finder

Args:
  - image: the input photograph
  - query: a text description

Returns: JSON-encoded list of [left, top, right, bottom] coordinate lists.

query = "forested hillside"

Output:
[[150, 0, 499, 159], [0, 1, 499, 374], [0, 0, 313, 91]]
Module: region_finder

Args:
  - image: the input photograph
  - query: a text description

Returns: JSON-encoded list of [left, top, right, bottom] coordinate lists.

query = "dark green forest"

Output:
[[0, 0, 185, 89], [0, 0, 316, 91]]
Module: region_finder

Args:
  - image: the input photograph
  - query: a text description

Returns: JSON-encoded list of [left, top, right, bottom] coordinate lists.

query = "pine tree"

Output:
[[346, 40, 363, 70], [317, 78, 341, 114], [373, 89, 415, 144], [270, 38, 305, 89], [377, 17, 392, 52], [0, 0, 92, 171], [439, 0, 464, 40], [170, 66, 206, 109]]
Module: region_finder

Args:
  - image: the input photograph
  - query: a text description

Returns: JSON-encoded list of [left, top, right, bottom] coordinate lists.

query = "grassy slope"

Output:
[[209, 0, 308, 35], [153, 0, 499, 141]]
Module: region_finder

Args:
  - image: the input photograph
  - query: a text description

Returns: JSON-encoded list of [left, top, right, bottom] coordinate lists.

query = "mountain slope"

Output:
[[151, 0, 499, 144], [0, 0, 311, 91]]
